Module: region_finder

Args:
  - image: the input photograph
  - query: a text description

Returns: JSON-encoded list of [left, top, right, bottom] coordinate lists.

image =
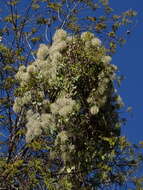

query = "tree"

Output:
[[0, 0, 142, 189]]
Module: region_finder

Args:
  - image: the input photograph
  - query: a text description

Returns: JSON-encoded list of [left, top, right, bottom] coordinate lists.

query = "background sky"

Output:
[[110, 0, 143, 143]]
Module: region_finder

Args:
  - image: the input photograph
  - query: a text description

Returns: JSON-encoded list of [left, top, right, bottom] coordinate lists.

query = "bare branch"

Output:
[[25, 34, 36, 61], [58, 9, 62, 22], [45, 25, 50, 43]]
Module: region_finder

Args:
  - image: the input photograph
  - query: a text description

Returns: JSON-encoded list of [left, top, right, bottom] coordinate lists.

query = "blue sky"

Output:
[[110, 0, 143, 143]]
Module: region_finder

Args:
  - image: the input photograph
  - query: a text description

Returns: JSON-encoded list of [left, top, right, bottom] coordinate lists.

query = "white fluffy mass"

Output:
[[13, 29, 118, 143]]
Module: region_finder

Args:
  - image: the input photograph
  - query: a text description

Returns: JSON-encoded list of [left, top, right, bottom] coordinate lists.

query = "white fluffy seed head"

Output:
[[26, 122, 42, 142], [50, 41, 67, 53], [85, 41, 92, 48], [91, 37, 102, 46], [22, 94, 32, 104], [41, 113, 55, 131], [26, 109, 34, 120], [19, 65, 26, 72], [50, 96, 76, 116], [14, 29, 120, 144], [25, 112, 42, 142], [37, 44, 49, 60], [90, 105, 99, 115], [111, 64, 118, 71], [57, 130, 69, 143], [13, 103, 21, 113], [27, 65, 37, 73], [13, 97, 23, 113], [21, 73, 30, 82], [53, 29, 67, 42], [50, 52, 62, 62], [101, 56, 112, 64]]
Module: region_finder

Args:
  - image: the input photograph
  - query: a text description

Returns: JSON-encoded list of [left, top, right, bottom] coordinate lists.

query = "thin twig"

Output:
[[58, 9, 62, 22], [25, 34, 36, 61], [45, 24, 50, 42], [66, 0, 70, 10]]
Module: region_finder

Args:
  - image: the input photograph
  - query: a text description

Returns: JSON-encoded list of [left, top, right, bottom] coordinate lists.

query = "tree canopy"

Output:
[[0, 1, 142, 190]]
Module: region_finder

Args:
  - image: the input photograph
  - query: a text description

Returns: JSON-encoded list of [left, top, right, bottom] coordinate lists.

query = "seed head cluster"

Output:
[[13, 29, 119, 143]]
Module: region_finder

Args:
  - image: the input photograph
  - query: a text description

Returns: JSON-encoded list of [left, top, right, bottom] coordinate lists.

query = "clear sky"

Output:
[[110, 0, 143, 143]]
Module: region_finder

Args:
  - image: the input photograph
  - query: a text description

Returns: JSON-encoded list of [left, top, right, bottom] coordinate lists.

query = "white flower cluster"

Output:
[[13, 91, 32, 113], [90, 105, 99, 115], [58, 131, 75, 164], [55, 130, 69, 144], [13, 29, 119, 142], [15, 29, 68, 87], [50, 96, 76, 116], [26, 109, 55, 142], [15, 65, 30, 86], [37, 44, 49, 60], [52, 29, 67, 42], [13, 29, 78, 142], [81, 31, 102, 48], [26, 111, 42, 142], [101, 55, 112, 64], [14, 29, 68, 112]]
